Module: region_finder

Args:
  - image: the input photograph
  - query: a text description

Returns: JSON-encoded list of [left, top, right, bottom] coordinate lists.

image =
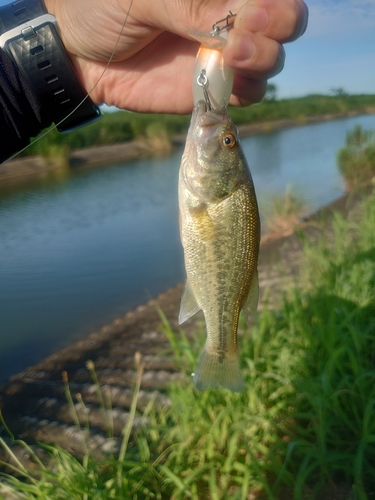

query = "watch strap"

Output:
[[0, 0, 100, 132]]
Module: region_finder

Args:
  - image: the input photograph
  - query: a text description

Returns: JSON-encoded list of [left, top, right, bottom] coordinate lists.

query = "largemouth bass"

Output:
[[178, 100, 260, 392]]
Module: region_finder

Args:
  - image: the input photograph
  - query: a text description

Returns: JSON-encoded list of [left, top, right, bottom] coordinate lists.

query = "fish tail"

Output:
[[193, 346, 243, 392]]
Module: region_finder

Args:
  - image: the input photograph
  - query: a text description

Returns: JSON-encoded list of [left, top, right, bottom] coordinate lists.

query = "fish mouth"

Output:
[[194, 100, 227, 127], [197, 100, 208, 114], [196, 100, 226, 115]]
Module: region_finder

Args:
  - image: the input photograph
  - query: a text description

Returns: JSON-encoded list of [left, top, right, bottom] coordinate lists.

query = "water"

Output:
[[1, 114, 375, 381]]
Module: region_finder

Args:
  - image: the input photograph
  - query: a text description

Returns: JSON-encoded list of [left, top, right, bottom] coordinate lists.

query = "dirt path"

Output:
[[0, 190, 363, 466]]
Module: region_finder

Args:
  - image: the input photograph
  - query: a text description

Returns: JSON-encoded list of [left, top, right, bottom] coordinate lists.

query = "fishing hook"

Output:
[[197, 69, 212, 110]]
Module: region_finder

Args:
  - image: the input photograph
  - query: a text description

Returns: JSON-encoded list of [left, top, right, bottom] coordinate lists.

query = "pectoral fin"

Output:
[[179, 279, 201, 324]]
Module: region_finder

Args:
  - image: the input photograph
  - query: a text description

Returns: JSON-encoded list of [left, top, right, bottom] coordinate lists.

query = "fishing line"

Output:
[[5, 0, 135, 163]]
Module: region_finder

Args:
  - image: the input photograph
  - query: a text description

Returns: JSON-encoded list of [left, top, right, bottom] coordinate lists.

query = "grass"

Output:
[[1, 191, 375, 498], [21, 94, 375, 160], [228, 93, 375, 126], [22, 112, 190, 160], [337, 125, 375, 189], [261, 185, 306, 237]]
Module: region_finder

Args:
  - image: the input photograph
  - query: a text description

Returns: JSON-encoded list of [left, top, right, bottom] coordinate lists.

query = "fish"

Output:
[[178, 100, 260, 392]]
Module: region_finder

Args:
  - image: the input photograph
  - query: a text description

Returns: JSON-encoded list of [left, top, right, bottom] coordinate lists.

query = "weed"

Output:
[[337, 125, 375, 189], [1, 192, 375, 498], [20, 94, 375, 160], [262, 185, 306, 237]]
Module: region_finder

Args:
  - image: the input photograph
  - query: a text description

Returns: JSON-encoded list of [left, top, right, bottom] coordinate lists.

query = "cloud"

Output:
[[305, 0, 375, 38]]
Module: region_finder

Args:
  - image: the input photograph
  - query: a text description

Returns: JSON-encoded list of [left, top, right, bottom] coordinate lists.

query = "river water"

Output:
[[1, 114, 375, 381]]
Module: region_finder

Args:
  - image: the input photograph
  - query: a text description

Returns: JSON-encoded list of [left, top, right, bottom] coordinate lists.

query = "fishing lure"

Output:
[[188, 12, 236, 110]]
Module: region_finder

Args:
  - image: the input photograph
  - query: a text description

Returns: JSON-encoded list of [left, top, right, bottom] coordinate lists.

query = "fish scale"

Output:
[[178, 18, 260, 391], [178, 101, 260, 391]]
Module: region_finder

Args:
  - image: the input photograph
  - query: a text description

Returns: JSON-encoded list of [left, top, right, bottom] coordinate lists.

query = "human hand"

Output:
[[44, 0, 308, 114]]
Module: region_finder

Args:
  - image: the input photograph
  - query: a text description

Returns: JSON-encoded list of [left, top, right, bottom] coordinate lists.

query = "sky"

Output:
[[274, 0, 375, 97], [0, 0, 374, 99]]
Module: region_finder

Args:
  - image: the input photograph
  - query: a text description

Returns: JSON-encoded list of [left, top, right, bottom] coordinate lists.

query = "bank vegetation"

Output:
[[23, 93, 375, 161], [2, 189, 375, 498], [337, 125, 375, 189]]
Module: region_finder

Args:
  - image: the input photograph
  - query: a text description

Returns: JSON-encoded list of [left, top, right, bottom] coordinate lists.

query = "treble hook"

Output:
[[211, 11, 236, 37], [197, 70, 212, 111]]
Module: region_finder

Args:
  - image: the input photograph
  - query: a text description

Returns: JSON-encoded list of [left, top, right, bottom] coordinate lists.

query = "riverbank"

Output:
[[1, 184, 374, 498], [0, 188, 362, 451], [2, 110, 373, 183]]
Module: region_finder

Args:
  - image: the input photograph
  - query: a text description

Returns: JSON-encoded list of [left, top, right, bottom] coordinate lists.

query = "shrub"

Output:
[[337, 125, 375, 189]]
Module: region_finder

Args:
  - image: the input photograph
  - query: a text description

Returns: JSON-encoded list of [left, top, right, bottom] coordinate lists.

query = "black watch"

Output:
[[0, 0, 101, 132]]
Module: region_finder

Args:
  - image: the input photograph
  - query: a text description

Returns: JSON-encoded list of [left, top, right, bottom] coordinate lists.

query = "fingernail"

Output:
[[236, 4, 269, 33], [231, 32, 256, 62]]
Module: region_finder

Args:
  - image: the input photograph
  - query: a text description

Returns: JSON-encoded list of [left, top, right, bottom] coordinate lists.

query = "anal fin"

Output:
[[179, 279, 201, 324]]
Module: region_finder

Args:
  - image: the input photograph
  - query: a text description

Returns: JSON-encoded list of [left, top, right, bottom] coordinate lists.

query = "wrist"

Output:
[[42, 0, 111, 106], [0, 0, 101, 131]]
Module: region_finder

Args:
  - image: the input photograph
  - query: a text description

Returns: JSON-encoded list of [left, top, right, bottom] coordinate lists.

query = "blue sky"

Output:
[[0, 0, 374, 98], [274, 0, 375, 97]]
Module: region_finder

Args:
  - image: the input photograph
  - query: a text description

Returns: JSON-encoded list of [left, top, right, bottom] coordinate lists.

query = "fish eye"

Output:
[[222, 133, 236, 149]]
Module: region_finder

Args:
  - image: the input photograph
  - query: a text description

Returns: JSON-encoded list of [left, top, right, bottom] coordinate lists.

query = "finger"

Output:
[[229, 76, 267, 107], [233, 0, 309, 44], [223, 31, 285, 80]]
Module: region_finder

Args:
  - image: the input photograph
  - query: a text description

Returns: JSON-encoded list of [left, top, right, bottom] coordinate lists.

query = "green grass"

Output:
[[22, 112, 190, 159], [228, 93, 375, 126], [261, 185, 306, 235], [2, 191, 375, 498], [22, 94, 375, 159], [337, 125, 375, 189]]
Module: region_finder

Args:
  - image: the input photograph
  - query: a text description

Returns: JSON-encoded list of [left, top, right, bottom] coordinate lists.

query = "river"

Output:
[[0, 114, 374, 381]]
